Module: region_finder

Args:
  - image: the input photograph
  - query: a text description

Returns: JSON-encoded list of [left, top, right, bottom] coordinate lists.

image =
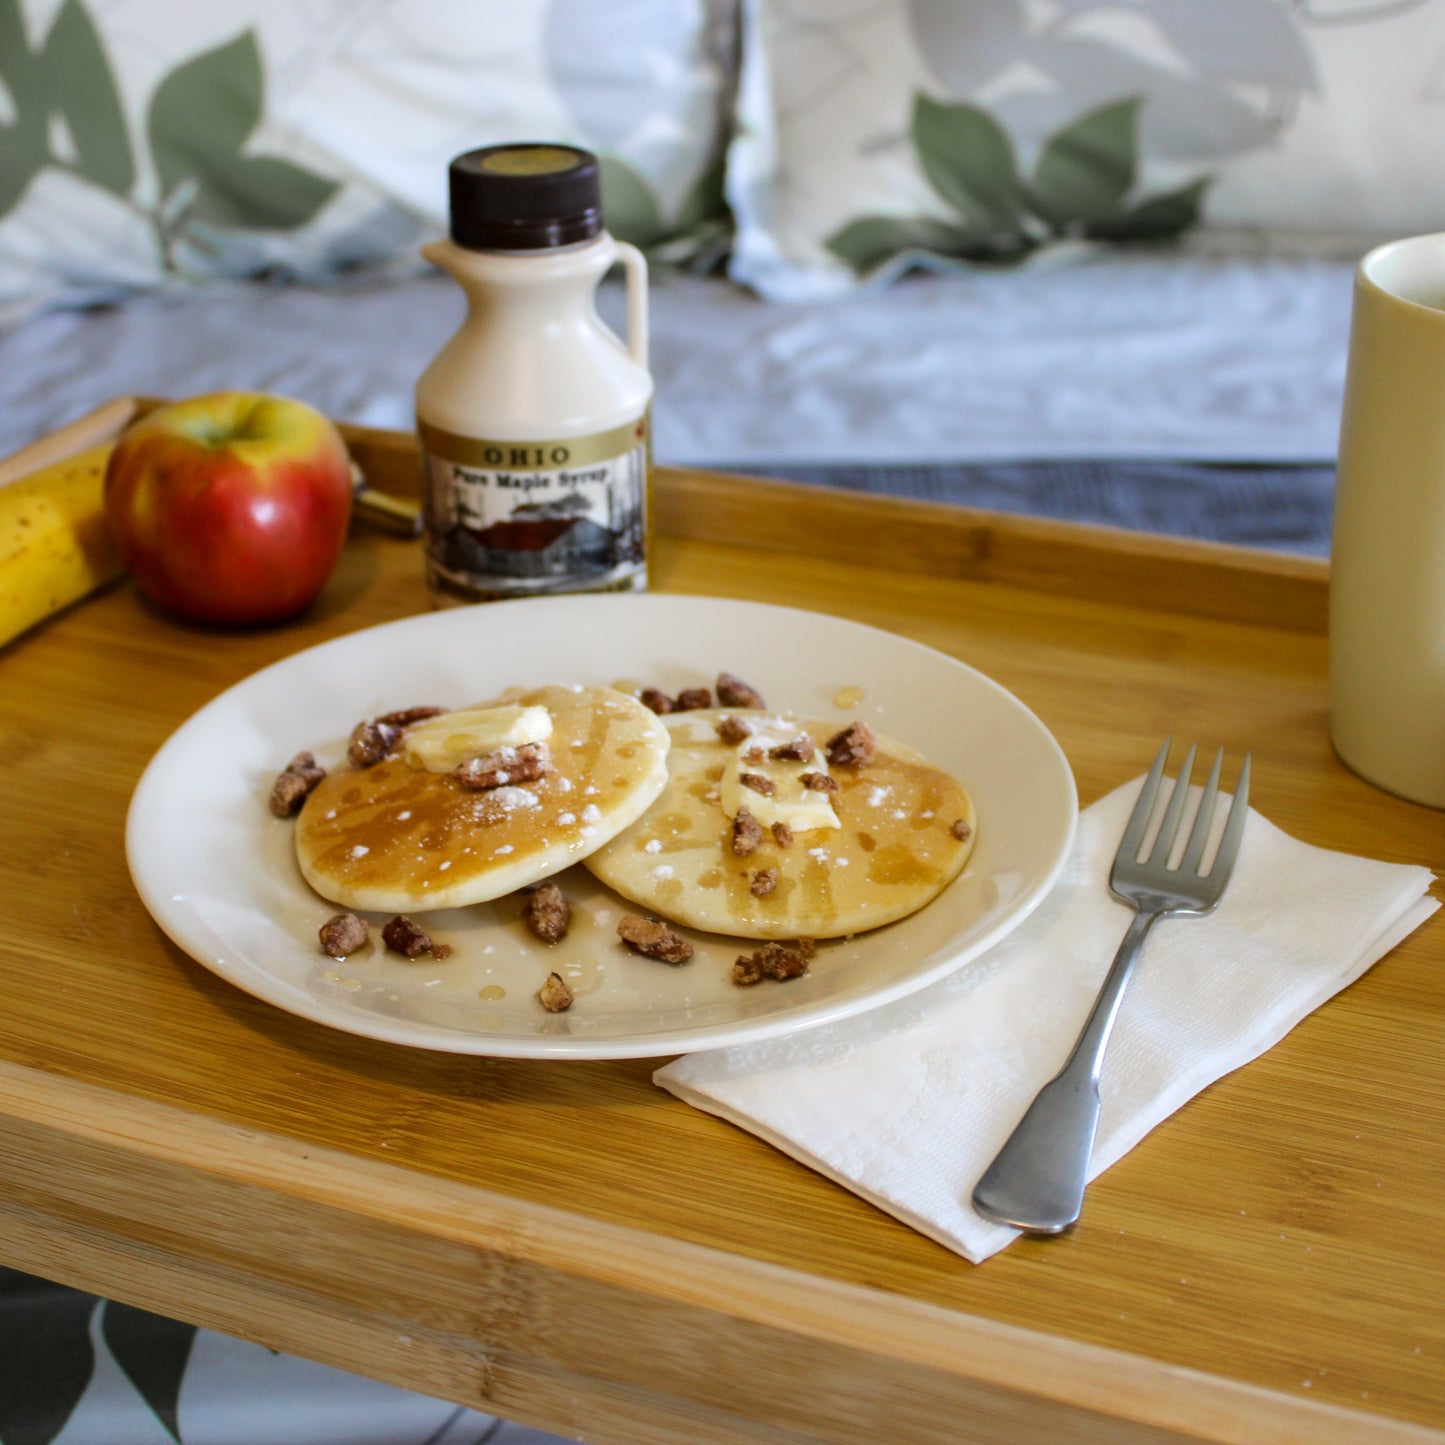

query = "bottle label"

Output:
[[418, 414, 649, 600]]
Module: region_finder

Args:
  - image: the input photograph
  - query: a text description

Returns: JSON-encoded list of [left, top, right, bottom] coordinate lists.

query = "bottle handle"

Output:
[[614, 241, 649, 369]]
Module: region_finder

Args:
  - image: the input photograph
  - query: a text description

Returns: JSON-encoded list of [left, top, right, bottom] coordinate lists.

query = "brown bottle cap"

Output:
[[448, 143, 602, 251]]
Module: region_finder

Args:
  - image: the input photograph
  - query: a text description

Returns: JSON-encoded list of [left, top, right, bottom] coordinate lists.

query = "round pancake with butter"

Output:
[[583, 710, 976, 939], [295, 685, 669, 912]]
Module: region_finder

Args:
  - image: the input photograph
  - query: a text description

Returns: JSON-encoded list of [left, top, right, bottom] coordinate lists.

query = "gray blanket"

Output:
[[0, 254, 1352, 555]]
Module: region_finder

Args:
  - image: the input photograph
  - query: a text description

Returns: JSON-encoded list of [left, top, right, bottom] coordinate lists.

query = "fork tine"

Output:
[[1147, 742, 1196, 864], [1205, 753, 1252, 883], [1117, 739, 1171, 864], [1179, 746, 1224, 875]]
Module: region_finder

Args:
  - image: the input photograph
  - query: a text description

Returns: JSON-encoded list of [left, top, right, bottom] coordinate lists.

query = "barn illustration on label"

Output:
[[425, 436, 647, 592]]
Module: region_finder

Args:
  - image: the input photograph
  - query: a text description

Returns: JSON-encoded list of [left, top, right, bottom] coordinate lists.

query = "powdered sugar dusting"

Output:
[[490, 786, 541, 811]]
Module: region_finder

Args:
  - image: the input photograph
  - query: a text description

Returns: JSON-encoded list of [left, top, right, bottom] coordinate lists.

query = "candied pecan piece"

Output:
[[286, 749, 326, 782], [382, 915, 451, 959], [617, 913, 694, 964], [523, 880, 571, 943], [730, 805, 763, 856], [455, 742, 552, 790], [763, 947, 811, 981], [294, 749, 327, 780], [732, 939, 815, 987], [345, 708, 443, 768], [715, 714, 755, 745], [799, 771, 839, 794], [377, 706, 446, 729], [538, 971, 574, 1013], [750, 867, 778, 897], [269, 750, 326, 817], [269, 771, 311, 818], [950, 818, 974, 842], [738, 771, 776, 797], [768, 734, 813, 761], [732, 954, 764, 987], [348, 718, 401, 768], [674, 687, 712, 711], [771, 821, 794, 848], [318, 912, 367, 958], [639, 687, 674, 715], [826, 721, 876, 768], [716, 672, 766, 708]]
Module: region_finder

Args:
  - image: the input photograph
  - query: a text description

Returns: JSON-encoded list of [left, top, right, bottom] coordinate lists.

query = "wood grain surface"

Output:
[[1, 410, 1441, 1445]]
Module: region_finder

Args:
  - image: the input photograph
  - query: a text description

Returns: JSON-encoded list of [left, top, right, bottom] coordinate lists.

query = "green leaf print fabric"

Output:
[[0, 0, 737, 321], [726, 0, 1445, 300]]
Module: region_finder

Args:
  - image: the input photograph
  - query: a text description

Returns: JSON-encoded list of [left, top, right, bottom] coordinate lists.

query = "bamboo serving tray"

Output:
[[1, 403, 1441, 1445]]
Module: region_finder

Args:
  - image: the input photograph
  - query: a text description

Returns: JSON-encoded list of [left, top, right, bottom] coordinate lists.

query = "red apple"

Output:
[[104, 392, 354, 625]]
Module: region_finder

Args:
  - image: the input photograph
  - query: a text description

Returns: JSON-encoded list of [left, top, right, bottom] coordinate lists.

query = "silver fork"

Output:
[[972, 740, 1251, 1234]]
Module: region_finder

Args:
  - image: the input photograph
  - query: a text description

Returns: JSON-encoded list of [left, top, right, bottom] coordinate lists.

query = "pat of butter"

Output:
[[403, 704, 552, 773], [719, 721, 840, 833]]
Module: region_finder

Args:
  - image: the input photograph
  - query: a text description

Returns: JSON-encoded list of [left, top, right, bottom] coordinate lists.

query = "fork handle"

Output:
[[972, 908, 1160, 1233]]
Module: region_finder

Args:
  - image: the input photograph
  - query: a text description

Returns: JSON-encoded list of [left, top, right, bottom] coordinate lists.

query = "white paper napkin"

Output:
[[655, 778, 1439, 1263]]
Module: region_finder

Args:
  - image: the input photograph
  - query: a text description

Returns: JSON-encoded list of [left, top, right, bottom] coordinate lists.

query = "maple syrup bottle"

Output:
[[416, 143, 652, 603]]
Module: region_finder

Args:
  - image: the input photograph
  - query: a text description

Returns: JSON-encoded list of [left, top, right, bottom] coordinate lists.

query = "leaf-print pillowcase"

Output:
[[0, 0, 736, 323], [726, 0, 1445, 301]]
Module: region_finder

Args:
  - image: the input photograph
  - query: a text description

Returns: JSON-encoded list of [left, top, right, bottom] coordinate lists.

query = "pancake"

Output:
[[583, 709, 976, 939], [295, 684, 669, 912]]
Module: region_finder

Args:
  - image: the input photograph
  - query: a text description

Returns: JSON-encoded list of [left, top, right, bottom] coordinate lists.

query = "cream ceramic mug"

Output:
[[1330, 233, 1445, 808]]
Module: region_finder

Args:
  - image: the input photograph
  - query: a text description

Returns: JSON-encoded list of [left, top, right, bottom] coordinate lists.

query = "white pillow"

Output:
[[0, 0, 736, 323], [726, 0, 1445, 301]]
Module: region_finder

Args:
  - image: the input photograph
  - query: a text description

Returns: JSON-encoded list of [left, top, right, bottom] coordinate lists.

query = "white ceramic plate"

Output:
[[127, 595, 1076, 1059]]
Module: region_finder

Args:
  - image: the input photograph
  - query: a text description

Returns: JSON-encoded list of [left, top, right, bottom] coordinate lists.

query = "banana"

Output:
[[0, 443, 124, 647]]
